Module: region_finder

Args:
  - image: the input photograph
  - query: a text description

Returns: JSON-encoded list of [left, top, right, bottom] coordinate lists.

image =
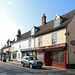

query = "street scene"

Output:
[[0, 61, 75, 75], [0, 0, 75, 75]]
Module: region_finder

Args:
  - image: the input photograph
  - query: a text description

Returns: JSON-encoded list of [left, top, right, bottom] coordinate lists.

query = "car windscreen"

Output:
[[29, 57, 37, 60]]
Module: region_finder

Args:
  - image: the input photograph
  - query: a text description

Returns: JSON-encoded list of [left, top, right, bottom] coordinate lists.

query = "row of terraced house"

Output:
[[1, 9, 75, 68]]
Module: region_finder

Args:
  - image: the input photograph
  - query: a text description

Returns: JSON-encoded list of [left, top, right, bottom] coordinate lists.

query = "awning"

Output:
[[21, 48, 33, 52], [11, 50, 17, 52]]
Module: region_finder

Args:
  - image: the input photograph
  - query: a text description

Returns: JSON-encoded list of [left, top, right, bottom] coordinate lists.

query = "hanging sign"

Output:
[[70, 40, 75, 46]]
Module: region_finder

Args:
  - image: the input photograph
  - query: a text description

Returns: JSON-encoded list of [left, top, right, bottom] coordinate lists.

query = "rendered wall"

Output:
[[35, 28, 66, 47]]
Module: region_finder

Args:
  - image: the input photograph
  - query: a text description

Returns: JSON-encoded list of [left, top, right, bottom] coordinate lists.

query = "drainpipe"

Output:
[[65, 27, 70, 66]]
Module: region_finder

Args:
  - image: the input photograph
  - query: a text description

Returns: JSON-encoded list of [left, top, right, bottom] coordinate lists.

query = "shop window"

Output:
[[13, 53, 17, 59], [18, 53, 20, 59], [37, 52, 43, 61], [52, 33, 57, 44], [53, 51, 64, 63], [23, 52, 25, 57], [38, 36, 42, 47]]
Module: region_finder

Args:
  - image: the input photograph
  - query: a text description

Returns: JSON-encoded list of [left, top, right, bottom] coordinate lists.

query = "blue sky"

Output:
[[0, 0, 75, 48]]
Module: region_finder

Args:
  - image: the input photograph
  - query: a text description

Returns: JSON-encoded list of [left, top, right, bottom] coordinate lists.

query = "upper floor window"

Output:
[[54, 18, 60, 27], [29, 39, 31, 47], [52, 33, 57, 44], [38, 36, 42, 47]]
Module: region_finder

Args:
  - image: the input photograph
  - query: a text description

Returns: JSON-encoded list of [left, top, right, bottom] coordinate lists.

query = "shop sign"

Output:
[[11, 50, 17, 52], [70, 40, 75, 46]]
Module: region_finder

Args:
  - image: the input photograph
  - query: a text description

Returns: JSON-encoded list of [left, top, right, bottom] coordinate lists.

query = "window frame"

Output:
[[54, 18, 60, 27], [52, 32, 57, 44], [38, 36, 42, 47], [29, 39, 31, 47]]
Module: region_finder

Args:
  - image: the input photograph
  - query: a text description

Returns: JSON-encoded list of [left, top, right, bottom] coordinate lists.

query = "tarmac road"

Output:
[[0, 62, 75, 75]]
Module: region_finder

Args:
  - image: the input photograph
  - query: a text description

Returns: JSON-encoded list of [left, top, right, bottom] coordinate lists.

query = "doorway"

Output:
[[45, 51, 52, 66]]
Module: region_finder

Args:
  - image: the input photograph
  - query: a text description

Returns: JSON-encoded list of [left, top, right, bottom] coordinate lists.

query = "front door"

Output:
[[45, 51, 52, 66]]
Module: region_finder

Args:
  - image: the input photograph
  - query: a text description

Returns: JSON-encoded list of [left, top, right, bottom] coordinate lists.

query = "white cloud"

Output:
[[0, 11, 23, 48], [7, 0, 12, 7]]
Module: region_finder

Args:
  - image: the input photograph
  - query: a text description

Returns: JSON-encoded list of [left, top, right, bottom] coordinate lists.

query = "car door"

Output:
[[25, 57, 29, 66]]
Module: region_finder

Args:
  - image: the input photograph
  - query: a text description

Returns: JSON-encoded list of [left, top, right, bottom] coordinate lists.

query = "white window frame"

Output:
[[29, 39, 31, 47], [52, 32, 57, 44], [54, 18, 60, 27], [38, 36, 42, 47]]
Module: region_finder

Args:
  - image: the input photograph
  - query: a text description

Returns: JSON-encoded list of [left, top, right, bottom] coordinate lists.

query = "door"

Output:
[[45, 51, 52, 66]]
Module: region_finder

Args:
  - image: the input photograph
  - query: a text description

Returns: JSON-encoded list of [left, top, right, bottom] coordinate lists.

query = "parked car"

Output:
[[21, 56, 43, 69]]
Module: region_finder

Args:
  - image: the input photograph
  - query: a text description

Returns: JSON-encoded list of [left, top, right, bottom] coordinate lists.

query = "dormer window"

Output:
[[54, 15, 60, 27], [31, 26, 38, 35], [31, 26, 35, 35]]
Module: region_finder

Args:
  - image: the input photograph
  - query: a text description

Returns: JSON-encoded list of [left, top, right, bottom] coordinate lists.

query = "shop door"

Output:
[[45, 51, 52, 66]]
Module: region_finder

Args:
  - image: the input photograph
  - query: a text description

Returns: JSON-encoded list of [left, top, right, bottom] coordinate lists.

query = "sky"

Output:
[[0, 0, 75, 48]]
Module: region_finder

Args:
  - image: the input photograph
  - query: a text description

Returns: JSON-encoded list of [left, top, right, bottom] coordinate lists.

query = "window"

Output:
[[18, 53, 20, 59], [13, 53, 17, 59], [53, 51, 64, 63], [37, 52, 44, 61], [31, 26, 34, 35], [54, 18, 60, 27], [52, 33, 57, 44], [38, 36, 42, 47], [29, 39, 31, 47]]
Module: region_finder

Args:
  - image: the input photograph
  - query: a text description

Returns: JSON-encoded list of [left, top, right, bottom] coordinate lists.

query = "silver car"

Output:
[[21, 56, 43, 69]]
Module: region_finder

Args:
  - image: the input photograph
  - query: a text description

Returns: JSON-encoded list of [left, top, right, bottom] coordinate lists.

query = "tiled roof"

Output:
[[12, 9, 75, 43], [32, 9, 75, 37], [18, 30, 31, 41]]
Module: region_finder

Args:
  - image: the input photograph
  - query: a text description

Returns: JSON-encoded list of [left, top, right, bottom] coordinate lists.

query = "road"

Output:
[[0, 62, 75, 75]]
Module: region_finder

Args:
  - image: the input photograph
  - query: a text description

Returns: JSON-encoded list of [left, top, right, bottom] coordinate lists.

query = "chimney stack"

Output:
[[17, 29, 21, 40], [42, 14, 46, 26], [17, 29, 21, 37]]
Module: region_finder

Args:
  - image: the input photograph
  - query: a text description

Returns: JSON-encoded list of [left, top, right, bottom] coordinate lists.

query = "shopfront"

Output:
[[21, 48, 33, 58], [34, 43, 67, 68], [6, 51, 11, 61], [11, 50, 17, 61]]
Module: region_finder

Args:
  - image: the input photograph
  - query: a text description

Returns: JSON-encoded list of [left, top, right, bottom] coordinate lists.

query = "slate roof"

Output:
[[12, 9, 75, 43], [11, 30, 31, 44], [32, 9, 75, 37], [18, 30, 31, 41]]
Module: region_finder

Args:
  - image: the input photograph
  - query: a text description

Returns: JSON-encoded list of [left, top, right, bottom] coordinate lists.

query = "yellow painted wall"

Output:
[[3, 47, 11, 53], [35, 28, 66, 47]]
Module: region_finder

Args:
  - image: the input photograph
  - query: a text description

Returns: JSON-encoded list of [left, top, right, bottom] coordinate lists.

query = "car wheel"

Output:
[[30, 64, 33, 69], [21, 63, 24, 67]]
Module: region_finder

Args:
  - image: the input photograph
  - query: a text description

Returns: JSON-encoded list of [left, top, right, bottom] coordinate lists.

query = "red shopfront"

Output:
[[33, 43, 67, 68]]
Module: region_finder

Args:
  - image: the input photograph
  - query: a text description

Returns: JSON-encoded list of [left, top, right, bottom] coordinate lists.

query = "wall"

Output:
[[67, 15, 75, 64], [11, 37, 34, 61], [35, 28, 66, 47]]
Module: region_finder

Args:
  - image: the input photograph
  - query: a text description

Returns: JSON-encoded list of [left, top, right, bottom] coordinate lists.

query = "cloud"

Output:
[[0, 11, 23, 48], [7, 0, 12, 7]]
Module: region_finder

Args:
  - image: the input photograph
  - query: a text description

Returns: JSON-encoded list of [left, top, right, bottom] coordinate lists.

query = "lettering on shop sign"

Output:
[[70, 40, 75, 46]]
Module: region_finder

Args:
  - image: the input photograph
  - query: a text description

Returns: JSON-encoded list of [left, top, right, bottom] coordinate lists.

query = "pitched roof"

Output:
[[12, 9, 75, 44], [18, 30, 31, 41], [12, 30, 31, 44], [32, 9, 75, 37]]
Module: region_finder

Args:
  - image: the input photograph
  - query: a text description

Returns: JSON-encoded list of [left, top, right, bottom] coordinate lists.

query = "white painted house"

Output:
[[11, 29, 34, 61]]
